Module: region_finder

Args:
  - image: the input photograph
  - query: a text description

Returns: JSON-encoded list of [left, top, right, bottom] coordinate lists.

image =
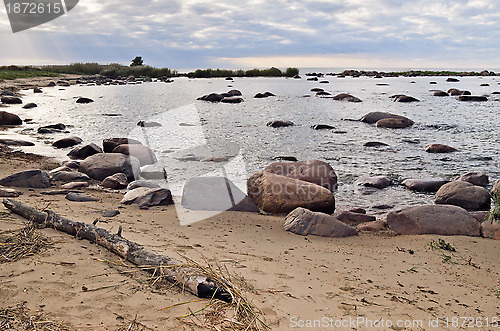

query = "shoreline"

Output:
[[0, 141, 499, 330]]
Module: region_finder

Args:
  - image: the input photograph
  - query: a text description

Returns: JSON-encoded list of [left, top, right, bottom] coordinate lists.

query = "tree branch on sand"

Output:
[[2, 198, 231, 302]]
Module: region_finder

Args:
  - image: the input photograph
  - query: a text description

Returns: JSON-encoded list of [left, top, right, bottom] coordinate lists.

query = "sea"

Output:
[[3, 70, 500, 215]]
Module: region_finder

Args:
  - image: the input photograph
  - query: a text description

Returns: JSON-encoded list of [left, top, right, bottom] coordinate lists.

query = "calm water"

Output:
[[7, 74, 500, 214]]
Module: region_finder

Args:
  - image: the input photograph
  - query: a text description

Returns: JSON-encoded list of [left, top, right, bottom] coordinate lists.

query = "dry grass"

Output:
[[0, 302, 72, 330], [96, 255, 269, 331], [0, 223, 52, 263]]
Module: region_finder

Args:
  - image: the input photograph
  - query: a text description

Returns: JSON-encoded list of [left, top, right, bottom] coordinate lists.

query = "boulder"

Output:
[[334, 210, 376, 226], [121, 187, 173, 209], [65, 192, 99, 202], [102, 210, 120, 218], [198, 93, 224, 102], [137, 120, 162, 127], [360, 112, 410, 124], [402, 179, 448, 192], [103, 138, 142, 153], [127, 180, 161, 191], [316, 91, 331, 96], [79, 153, 140, 181], [140, 164, 167, 180], [433, 91, 449, 97], [51, 171, 90, 182], [221, 96, 244, 103], [0, 170, 50, 188], [311, 124, 335, 130], [182, 177, 259, 212], [435, 181, 490, 211], [310, 88, 324, 92], [356, 220, 387, 232], [458, 95, 488, 102], [1, 96, 22, 104], [33, 87, 42, 93], [112, 144, 157, 166], [227, 89, 242, 96], [0, 186, 22, 197], [387, 205, 481, 236], [76, 97, 94, 104], [0, 139, 34, 147], [364, 141, 388, 147], [247, 172, 335, 214], [448, 88, 471, 96], [453, 172, 488, 187], [61, 182, 89, 189], [254, 93, 268, 98], [332, 93, 362, 102], [492, 179, 500, 196], [267, 120, 294, 128], [52, 136, 83, 149], [264, 92, 275, 97], [393, 95, 419, 102], [424, 144, 457, 153], [67, 143, 103, 159], [22, 102, 37, 109], [38, 123, 67, 133], [0, 111, 22, 126], [101, 173, 128, 189], [375, 117, 414, 128], [446, 77, 460, 82], [264, 160, 338, 191], [355, 176, 391, 189], [482, 220, 500, 240], [283, 207, 357, 237]]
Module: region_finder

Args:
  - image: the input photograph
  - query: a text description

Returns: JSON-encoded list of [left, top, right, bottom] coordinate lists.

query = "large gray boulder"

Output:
[[387, 205, 481, 236], [0, 170, 50, 188], [121, 187, 173, 209], [435, 181, 490, 211], [112, 144, 157, 166], [79, 153, 140, 181], [182, 177, 259, 212], [264, 160, 337, 191], [247, 172, 335, 214], [284, 207, 357, 237]]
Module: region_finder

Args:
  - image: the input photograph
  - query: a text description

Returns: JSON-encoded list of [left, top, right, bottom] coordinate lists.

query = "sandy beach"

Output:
[[0, 76, 499, 330]]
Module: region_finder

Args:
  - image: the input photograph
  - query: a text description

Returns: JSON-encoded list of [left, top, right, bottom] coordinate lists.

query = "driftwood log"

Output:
[[2, 198, 231, 302]]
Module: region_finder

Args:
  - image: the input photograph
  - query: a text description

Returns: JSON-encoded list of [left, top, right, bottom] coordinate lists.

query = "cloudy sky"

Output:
[[1, 0, 499, 70]]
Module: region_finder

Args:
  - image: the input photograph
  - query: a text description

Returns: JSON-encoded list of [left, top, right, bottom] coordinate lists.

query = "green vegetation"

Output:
[[0, 65, 59, 82], [486, 192, 500, 222], [188, 67, 299, 78], [130, 56, 144, 67], [44, 62, 176, 78]]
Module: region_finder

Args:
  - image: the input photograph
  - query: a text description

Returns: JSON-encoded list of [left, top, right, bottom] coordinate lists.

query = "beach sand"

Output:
[[0, 145, 499, 330], [0, 76, 499, 330]]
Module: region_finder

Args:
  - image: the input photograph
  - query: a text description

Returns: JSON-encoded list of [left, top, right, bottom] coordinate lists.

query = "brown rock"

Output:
[[101, 173, 128, 189], [334, 211, 376, 226], [121, 187, 173, 209], [356, 220, 387, 232], [482, 221, 500, 240], [402, 179, 449, 192], [360, 112, 411, 124], [247, 172, 335, 214], [375, 117, 414, 128], [387, 205, 481, 236], [0, 170, 50, 188], [264, 160, 337, 191], [103, 138, 142, 153], [61, 182, 89, 189], [435, 181, 491, 211], [424, 144, 457, 153], [0, 111, 22, 126], [284, 207, 357, 237], [453, 172, 488, 187], [79, 153, 140, 181]]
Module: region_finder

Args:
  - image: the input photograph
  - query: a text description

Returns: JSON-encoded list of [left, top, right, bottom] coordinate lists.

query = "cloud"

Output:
[[0, 0, 499, 68]]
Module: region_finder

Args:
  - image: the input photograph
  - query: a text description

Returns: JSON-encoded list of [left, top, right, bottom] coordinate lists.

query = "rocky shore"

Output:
[[0, 74, 499, 329]]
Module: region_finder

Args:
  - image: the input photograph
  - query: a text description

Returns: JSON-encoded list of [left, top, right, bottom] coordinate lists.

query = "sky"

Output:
[[1, 0, 499, 70]]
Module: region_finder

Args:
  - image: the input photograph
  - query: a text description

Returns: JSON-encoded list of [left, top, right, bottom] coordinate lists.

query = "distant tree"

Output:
[[130, 56, 144, 67], [285, 67, 299, 77]]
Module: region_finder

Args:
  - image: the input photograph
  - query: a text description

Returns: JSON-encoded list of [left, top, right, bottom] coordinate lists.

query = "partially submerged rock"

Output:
[[360, 112, 412, 125], [435, 181, 490, 211], [267, 120, 294, 128], [103, 138, 142, 153], [284, 207, 357, 237], [387, 205, 481, 236], [424, 144, 457, 153], [112, 144, 157, 166], [402, 179, 449, 193], [452, 172, 488, 187], [332, 93, 362, 102], [68, 143, 103, 159], [52, 136, 83, 149], [0, 111, 22, 126]]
